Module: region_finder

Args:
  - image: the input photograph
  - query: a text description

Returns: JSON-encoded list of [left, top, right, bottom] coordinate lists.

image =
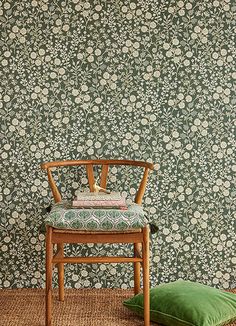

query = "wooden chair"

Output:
[[41, 159, 154, 326]]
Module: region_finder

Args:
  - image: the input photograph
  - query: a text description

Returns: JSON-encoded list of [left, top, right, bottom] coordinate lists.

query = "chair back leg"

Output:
[[46, 226, 53, 326], [134, 243, 141, 294], [143, 226, 150, 326], [57, 243, 65, 301]]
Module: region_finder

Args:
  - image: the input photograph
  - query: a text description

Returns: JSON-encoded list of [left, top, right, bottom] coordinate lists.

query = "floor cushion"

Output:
[[123, 280, 236, 326]]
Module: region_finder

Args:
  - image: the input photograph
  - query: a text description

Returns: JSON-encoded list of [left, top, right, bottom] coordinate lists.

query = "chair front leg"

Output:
[[143, 226, 150, 326], [57, 243, 65, 301], [134, 243, 141, 294], [46, 226, 53, 326]]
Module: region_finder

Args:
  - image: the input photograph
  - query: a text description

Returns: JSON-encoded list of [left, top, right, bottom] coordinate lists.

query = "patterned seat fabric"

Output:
[[45, 201, 147, 231]]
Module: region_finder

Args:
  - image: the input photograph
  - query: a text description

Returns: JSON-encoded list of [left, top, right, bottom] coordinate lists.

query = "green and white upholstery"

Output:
[[45, 201, 147, 231]]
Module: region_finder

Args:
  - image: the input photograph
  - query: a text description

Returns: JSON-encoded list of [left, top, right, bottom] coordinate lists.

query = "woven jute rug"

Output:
[[0, 288, 236, 326]]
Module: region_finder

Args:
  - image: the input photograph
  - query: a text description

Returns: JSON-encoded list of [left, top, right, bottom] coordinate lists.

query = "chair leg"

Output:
[[46, 226, 53, 326], [134, 243, 141, 294], [57, 243, 65, 301], [143, 226, 150, 326]]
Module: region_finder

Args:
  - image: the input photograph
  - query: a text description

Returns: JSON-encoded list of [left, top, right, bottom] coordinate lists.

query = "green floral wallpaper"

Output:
[[0, 0, 235, 289]]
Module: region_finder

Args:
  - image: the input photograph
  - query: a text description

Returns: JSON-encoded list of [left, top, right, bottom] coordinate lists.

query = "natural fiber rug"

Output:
[[0, 288, 236, 326]]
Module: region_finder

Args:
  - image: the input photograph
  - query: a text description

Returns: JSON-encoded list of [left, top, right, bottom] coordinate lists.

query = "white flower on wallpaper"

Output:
[[0, 0, 235, 289]]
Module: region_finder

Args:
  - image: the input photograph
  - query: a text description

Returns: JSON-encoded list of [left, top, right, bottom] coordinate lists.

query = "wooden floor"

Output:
[[0, 288, 235, 326]]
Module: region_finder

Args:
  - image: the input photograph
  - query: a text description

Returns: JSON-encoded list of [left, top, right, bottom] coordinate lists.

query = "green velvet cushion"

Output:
[[45, 200, 147, 231], [123, 280, 236, 326]]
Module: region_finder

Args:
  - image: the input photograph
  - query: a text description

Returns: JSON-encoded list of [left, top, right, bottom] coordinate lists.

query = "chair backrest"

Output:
[[41, 159, 154, 204]]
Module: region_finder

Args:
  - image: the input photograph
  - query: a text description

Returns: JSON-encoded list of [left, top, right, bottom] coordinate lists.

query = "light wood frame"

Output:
[[41, 159, 154, 326]]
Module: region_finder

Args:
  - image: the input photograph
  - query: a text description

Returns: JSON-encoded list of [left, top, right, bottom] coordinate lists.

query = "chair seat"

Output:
[[45, 201, 148, 231]]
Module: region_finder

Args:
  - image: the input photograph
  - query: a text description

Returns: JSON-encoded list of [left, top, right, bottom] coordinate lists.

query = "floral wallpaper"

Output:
[[0, 0, 235, 290]]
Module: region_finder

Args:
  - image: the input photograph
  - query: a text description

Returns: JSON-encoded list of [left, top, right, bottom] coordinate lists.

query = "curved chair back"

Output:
[[41, 159, 154, 204]]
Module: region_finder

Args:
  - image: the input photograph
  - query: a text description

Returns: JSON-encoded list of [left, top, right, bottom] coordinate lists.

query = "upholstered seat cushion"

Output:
[[45, 201, 147, 231]]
